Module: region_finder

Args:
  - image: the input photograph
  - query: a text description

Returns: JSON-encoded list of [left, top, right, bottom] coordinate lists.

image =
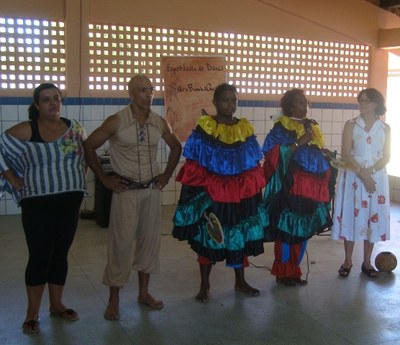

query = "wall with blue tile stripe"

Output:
[[1, 97, 398, 215]]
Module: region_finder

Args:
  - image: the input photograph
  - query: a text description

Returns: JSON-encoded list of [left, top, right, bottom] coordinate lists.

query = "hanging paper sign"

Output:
[[162, 56, 226, 141]]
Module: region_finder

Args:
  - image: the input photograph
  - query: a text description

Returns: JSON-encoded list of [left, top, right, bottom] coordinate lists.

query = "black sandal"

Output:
[[50, 308, 79, 321], [361, 263, 378, 277], [338, 264, 352, 277], [22, 319, 40, 334]]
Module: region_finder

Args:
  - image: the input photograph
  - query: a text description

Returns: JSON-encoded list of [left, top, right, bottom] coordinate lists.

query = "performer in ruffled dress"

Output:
[[262, 88, 334, 286], [173, 83, 266, 302]]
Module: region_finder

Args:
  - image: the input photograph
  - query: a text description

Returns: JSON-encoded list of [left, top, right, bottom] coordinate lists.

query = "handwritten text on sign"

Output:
[[162, 56, 226, 141]]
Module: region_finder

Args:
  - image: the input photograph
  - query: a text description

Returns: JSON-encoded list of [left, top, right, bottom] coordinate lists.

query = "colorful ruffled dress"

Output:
[[172, 115, 267, 267], [261, 115, 335, 278]]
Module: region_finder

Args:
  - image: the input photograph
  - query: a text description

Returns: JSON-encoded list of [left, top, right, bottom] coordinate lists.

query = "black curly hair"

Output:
[[213, 83, 238, 102], [280, 88, 305, 117]]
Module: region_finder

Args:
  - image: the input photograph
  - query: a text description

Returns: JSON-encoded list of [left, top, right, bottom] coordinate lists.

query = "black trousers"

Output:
[[20, 192, 83, 286]]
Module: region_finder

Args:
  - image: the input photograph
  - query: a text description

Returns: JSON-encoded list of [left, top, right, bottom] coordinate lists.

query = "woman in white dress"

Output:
[[331, 88, 391, 278]]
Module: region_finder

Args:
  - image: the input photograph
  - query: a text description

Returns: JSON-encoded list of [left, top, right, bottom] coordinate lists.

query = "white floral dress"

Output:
[[331, 116, 390, 243]]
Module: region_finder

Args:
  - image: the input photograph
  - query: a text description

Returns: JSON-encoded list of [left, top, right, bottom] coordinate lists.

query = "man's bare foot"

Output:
[[104, 302, 120, 320], [235, 282, 260, 297], [137, 294, 164, 309], [195, 287, 209, 303]]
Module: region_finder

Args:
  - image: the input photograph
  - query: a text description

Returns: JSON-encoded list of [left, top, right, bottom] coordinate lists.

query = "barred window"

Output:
[[0, 17, 370, 97], [88, 23, 369, 98], [0, 17, 66, 90]]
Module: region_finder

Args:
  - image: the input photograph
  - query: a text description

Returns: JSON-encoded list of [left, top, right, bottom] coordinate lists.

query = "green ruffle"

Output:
[[276, 202, 331, 239], [193, 206, 267, 251], [173, 192, 213, 226]]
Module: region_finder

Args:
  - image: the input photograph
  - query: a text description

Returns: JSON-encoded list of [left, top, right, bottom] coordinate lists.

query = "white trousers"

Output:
[[103, 188, 161, 287]]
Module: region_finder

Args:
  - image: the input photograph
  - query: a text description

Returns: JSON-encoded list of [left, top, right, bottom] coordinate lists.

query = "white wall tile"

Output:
[[83, 120, 103, 135], [164, 177, 176, 191], [2, 121, 18, 131], [309, 108, 322, 123], [82, 196, 95, 211], [1, 105, 19, 121], [253, 107, 266, 121], [332, 109, 343, 122], [321, 121, 332, 134], [243, 107, 253, 121], [394, 176, 400, 189], [162, 191, 176, 205], [331, 134, 342, 149], [253, 120, 265, 136], [345, 110, 358, 121], [234, 106, 243, 118], [323, 134, 332, 148], [175, 189, 182, 203], [104, 105, 121, 117], [152, 105, 163, 117], [64, 105, 84, 121], [265, 107, 280, 120], [321, 109, 333, 122], [332, 121, 344, 134], [5, 200, 21, 215], [0, 198, 6, 215], [84, 105, 105, 121], [18, 105, 29, 121]]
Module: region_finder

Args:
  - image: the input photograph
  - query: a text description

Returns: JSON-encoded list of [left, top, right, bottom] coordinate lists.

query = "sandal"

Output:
[[338, 264, 352, 277], [276, 277, 296, 286], [22, 319, 40, 334], [361, 263, 378, 278], [294, 278, 308, 286], [50, 308, 79, 321]]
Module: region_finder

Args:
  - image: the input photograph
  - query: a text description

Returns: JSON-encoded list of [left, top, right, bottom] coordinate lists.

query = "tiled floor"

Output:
[[0, 204, 400, 345]]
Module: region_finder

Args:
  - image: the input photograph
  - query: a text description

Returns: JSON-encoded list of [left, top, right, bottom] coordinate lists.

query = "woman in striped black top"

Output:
[[0, 83, 87, 334]]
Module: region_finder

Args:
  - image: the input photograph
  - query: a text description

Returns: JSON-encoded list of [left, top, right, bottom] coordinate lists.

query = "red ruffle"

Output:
[[263, 145, 280, 183], [290, 169, 331, 202], [176, 160, 266, 202]]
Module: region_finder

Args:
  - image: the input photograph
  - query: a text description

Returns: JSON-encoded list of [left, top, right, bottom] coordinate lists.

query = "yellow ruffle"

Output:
[[276, 116, 325, 148], [197, 115, 255, 144]]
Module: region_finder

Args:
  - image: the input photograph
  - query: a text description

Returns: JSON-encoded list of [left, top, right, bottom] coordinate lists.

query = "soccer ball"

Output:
[[375, 252, 397, 272]]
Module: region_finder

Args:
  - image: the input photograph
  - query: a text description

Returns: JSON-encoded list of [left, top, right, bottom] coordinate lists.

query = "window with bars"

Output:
[[0, 17, 66, 90], [0, 17, 370, 98], [88, 23, 370, 98]]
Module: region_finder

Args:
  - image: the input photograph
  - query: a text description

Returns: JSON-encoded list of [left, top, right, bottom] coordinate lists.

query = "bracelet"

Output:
[[294, 141, 299, 148]]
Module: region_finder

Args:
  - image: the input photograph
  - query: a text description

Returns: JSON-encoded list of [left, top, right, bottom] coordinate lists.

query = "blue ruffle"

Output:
[[262, 126, 329, 174], [262, 125, 292, 152], [293, 146, 330, 174], [183, 130, 263, 175]]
